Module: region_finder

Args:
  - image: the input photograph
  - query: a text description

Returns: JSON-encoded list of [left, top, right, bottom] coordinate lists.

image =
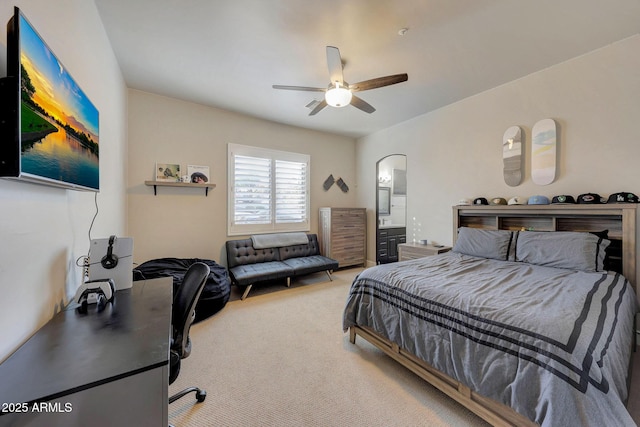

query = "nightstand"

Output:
[[398, 242, 451, 261]]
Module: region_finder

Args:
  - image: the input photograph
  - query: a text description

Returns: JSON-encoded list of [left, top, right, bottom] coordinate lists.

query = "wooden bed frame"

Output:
[[349, 204, 637, 426]]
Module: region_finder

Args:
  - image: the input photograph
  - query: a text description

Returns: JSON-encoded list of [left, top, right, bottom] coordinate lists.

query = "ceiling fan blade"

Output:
[[350, 73, 408, 92], [350, 95, 376, 114], [326, 46, 344, 85], [272, 85, 326, 92], [305, 99, 322, 109], [308, 99, 328, 116]]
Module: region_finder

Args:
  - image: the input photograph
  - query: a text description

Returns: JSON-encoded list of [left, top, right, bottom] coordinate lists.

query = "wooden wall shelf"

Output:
[[144, 180, 216, 196]]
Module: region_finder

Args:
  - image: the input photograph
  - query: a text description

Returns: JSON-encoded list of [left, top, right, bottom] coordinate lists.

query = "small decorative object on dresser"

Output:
[[398, 242, 451, 261], [319, 207, 366, 268]]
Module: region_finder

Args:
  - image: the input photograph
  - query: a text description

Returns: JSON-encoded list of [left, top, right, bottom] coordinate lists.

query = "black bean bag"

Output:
[[133, 258, 231, 322]]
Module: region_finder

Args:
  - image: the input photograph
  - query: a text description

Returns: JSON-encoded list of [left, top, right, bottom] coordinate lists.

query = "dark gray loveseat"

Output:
[[226, 233, 338, 299]]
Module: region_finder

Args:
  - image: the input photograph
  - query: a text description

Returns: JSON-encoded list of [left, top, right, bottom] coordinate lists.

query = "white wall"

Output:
[[356, 35, 640, 280], [0, 1, 128, 361], [127, 90, 357, 265]]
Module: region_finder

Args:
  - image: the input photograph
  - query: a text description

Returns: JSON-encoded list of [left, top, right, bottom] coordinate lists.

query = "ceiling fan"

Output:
[[272, 46, 408, 116]]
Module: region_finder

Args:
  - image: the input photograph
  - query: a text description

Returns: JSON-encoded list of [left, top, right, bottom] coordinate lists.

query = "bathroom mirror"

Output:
[[378, 187, 390, 215]]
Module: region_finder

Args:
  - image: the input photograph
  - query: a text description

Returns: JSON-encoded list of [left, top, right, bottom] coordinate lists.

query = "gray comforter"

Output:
[[343, 252, 638, 426]]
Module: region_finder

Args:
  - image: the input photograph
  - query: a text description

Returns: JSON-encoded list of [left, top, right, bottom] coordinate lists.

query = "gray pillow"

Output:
[[452, 227, 514, 261], [515, 231, 610, 272]]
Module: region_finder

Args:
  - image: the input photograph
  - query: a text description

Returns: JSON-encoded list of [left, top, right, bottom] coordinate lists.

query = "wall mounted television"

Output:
[[0, 7, 99, 191]]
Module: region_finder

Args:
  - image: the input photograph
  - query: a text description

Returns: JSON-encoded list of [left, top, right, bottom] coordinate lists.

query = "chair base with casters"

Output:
[[168, 261, 210, 424], [169, 386, 207, 404], [169, 345, 207, 404]]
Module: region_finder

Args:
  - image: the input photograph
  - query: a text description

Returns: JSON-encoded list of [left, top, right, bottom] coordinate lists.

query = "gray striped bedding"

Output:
[[343, 252, 638, 426]]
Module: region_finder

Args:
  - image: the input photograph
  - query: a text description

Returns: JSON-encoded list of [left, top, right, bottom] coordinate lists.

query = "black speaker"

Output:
[[101, 235, 119, 269]]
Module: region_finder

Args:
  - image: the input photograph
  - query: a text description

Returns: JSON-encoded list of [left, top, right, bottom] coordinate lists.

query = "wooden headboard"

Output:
[[453, 204, 637, 291]]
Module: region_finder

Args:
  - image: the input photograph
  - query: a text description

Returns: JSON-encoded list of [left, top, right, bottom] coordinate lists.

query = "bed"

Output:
[[343, 204, 638, 426]]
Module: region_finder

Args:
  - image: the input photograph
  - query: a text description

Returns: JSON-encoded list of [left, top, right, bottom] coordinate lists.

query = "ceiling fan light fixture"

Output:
[[273, 46, 407, 115], [325, 82, 352, 108]]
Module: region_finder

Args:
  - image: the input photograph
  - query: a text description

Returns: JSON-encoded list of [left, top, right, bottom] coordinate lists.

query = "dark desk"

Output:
[[0, 278, 172, 427]]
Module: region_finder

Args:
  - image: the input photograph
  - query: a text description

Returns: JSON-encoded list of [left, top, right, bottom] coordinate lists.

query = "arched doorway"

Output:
[[376, 154, 407, 264]]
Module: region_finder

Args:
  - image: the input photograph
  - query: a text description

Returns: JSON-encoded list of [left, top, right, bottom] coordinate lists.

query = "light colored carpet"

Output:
[[168, 268, 489, 427]]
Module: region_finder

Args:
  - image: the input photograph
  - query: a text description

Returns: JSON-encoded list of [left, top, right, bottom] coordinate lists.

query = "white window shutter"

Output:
[[228, 144, 310, 235], [233, 155, 271, 225], [275, 160, 307, 224]]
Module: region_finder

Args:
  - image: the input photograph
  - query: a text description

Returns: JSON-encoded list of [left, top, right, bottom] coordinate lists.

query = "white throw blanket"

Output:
[[251, 232, 309, 249]]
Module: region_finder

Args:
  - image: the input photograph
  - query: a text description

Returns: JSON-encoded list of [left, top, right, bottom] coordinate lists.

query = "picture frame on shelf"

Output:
[[155, 163, 181, 182], [187, 165, 210, 184]]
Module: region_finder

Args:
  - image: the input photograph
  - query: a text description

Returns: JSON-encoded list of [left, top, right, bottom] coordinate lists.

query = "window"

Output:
[[228, 143, 310, 235]]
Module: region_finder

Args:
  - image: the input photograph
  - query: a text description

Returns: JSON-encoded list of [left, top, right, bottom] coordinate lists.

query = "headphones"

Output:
[[101, 235, 119, 269]]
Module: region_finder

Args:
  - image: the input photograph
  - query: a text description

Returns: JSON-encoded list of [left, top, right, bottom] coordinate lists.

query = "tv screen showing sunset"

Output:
[[19, 13, 99, 190]]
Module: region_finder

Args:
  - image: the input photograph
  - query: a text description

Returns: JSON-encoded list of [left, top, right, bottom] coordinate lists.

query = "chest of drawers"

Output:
[[319, 208, 366, 268]]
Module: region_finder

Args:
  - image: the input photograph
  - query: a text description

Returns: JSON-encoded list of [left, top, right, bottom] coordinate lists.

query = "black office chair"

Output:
[[169, 262, 210, 405]]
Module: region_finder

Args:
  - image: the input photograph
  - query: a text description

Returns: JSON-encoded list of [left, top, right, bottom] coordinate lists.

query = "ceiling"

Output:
[[94, 0, 640, 139]]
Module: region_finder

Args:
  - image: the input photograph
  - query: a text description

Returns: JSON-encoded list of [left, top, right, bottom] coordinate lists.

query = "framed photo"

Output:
[[187, 165, 210, 184], [155, 163, 181, 182]]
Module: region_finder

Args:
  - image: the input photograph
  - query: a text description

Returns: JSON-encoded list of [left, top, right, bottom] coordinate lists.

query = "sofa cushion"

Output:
[[228, 261, 294, 286], [278, 234, 321, 260], [226, 238, 280, 268], [282, 255, 339, 276]]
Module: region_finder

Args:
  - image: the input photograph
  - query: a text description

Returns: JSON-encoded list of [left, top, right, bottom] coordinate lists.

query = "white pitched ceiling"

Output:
[[95, 0, 640, 138]]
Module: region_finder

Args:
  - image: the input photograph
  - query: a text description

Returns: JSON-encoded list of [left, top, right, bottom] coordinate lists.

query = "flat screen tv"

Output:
[[0, 7, 99, 191]]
